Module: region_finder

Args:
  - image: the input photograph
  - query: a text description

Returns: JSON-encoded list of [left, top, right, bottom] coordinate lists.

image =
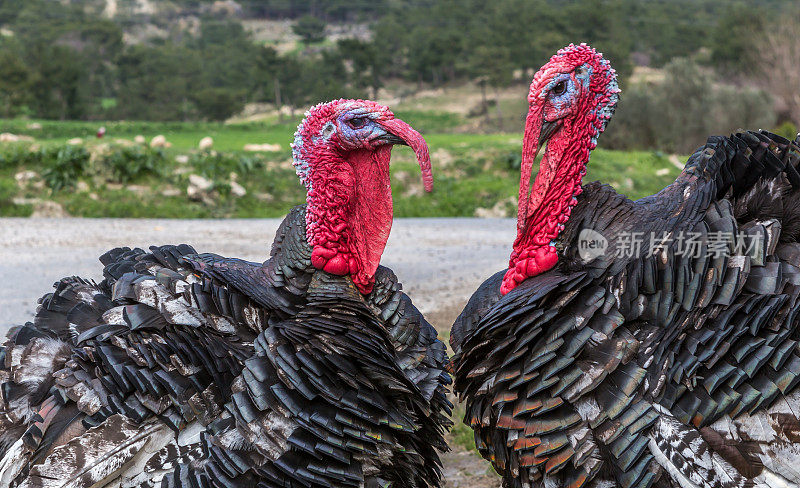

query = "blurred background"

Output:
[[0, 0, 798, 220]]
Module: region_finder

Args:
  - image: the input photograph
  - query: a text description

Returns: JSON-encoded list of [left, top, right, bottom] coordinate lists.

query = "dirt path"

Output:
[[1, 216, 512, 487]]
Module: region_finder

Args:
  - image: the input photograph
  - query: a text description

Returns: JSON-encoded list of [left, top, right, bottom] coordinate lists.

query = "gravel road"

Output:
[[1, 217, 515, 334]]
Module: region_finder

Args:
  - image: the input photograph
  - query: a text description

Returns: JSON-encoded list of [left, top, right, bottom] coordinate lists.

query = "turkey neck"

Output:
[[304, 145, 394, 295], [507, 118, 593, 285]]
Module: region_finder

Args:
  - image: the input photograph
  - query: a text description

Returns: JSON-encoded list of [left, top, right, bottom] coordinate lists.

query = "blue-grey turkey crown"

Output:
[[451, 43, 800, 488]]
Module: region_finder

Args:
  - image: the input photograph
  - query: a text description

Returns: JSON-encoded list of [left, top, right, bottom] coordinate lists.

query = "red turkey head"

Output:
[[292, 99, 432, 295], [501, 44, 620, 294]]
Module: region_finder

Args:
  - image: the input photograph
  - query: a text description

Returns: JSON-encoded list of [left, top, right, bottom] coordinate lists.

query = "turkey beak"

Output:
[[378, 118, 433, 192], [539, 120, 560, 147]]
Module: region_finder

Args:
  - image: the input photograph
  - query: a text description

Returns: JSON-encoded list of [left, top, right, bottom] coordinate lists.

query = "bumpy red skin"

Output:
[[501, 44, 619, 294], [293, 100, 432, 295]]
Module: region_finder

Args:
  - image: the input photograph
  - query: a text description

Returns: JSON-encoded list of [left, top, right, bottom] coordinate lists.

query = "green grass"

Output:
[[0, 116, 684, 218]]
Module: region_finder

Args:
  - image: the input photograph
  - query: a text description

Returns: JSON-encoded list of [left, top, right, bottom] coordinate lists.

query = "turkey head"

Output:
[[502, 44, 620, 294], [292, 99, 432, 295]]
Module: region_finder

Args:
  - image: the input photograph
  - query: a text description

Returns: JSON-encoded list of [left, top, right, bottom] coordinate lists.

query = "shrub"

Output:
[[190, 151, 265, 180], [0, 142, 39, 169], [103, 145, 166, 183], [775, 121, 799, 142], [41, 145, 90, 191], [605, 58, 776, 153], [0, 178, 30, 216]]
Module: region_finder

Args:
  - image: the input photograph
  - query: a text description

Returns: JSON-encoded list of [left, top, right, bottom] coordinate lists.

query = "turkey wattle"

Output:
[[0, 99, 451, 488], [451, 43, 800, 488]]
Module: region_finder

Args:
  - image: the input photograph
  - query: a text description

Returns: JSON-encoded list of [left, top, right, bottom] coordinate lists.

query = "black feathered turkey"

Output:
[[0, 99, 452, 488], [451, 44, 800, 488]]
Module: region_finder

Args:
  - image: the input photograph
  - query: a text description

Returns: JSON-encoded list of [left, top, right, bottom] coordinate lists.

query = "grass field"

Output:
[[0, 112, 683, 219]]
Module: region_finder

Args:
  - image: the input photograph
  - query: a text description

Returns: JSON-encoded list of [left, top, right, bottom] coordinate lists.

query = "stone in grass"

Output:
[[0, 133, 34, 143], [151, 135, 171, 148], [230, 181, 246, 198], [243, 143, 280, 152], [160, 186, 181, 197], [12, 198, 68, 218], [199, 136, 214, 151], [15, 170, 43, 190], [187, 174, 216, 205]]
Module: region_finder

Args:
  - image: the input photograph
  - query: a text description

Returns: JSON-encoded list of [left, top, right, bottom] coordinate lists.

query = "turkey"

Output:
[[0, 99, 452, 488], [450, 43, 800, 488]]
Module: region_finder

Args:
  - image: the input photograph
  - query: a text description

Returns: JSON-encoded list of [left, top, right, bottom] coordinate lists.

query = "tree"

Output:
[[193, 88, 245, 121], [336, 39, 386, 98], [0, 42, 32, 117], [710, 5, 762, 72], [26, 43, 86, 120], [752, 12, 800, 125], [292, 15, 326, 44], [116, 44, 202, 121]]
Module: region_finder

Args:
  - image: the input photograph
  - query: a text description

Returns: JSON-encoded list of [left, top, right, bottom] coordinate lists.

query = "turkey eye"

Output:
[[552, 80, 567, 96], [348, 117, 367, 129]]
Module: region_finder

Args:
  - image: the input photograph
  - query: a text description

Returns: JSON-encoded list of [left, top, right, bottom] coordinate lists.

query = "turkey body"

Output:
[[451, 132, 800, 487], [0, 205, 451, 488]]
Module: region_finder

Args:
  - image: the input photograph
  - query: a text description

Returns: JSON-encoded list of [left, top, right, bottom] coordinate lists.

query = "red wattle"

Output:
[[501, 246, 558, 294], [322, 253, 350, 276]]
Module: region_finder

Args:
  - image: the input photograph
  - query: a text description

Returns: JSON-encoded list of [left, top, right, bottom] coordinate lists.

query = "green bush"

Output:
[[190, 151, 265, 180], [775, 121, 799, 142], [0, 177, 30, 216], [103, 145, 166, 183], [41, 145, 90, 191], [605, 58, 776, 153], [0, 142, 39, 169]]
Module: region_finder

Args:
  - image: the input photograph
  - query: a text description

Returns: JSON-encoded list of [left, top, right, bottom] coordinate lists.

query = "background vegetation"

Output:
[[0, 0, 798, 218]]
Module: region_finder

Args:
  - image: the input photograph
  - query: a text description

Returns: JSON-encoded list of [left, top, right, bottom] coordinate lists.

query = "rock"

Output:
[[655, 168, 671, 176], [76, 181, 90, 193], [151, 135, 171, 148], [209, 0, 242, 16], [160, 186, 181, 197], [26, 123, 42, 130], [89, 193, 99, 201], [188, 174, 213, 191], [243, 143, 281, 152], [474, 197, 517, 218], [0, 133, 34, 143], [624, 177, 634, 190], [173, 166, 192, 175], [230, 181, 247, 198], [113, 138, 134, 147], [106, 183, 123, 191], [12, 199, 69, 218], [134, 135, 146, 144], [432, 148, 454, 168], [187, 174, 216, 204], [255, 192, 274, 202], [668, 154, 683, 170], [198, 136, 214, 151], [15, 170, 41, 187], [175, 155, 190, 164], [67, 137, 83, 145], [126, 185, 149, 195]]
